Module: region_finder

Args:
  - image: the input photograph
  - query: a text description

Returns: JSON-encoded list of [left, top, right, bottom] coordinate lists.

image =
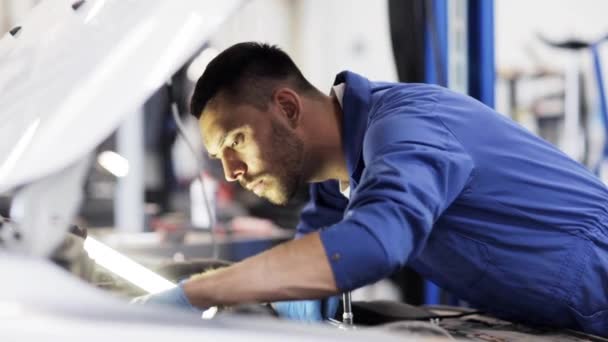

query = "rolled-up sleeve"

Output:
[[320, 95, 475, 291]]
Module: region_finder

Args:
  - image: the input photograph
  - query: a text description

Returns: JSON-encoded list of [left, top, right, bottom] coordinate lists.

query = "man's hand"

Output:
[[131, 281, 201, 313], [272, 296, 339, 322]]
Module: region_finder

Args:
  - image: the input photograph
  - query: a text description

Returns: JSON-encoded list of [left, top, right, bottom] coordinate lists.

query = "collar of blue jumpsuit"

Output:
[[333, 71, 373, 190]]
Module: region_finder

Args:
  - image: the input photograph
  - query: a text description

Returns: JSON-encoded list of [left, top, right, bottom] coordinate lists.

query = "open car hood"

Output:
[[0, 0, 241, 193]]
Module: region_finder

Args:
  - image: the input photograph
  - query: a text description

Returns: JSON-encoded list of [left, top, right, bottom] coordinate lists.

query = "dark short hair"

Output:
[[190, 42, 317, 119]]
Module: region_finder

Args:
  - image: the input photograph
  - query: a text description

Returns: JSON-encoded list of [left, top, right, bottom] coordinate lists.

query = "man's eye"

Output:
[[231, 133, 244, 148]]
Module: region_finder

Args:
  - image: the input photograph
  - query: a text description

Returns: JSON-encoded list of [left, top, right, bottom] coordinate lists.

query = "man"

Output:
[[141, 42, 608, 335]]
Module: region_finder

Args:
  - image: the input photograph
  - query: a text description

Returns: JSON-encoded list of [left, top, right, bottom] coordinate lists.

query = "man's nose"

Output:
[[221, 153, 247, 182]]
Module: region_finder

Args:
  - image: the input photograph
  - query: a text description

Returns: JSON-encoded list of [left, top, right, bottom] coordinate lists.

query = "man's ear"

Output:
[[274, 88, 301, 129]]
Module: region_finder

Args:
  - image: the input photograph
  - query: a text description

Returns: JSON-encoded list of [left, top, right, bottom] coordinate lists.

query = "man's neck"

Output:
[[301, 94, 349, 183]]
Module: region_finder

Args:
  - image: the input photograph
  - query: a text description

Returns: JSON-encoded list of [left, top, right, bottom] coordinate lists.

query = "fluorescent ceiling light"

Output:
[[97, 150, 129, 177], [83, 236, 175, 294], [83, 236, 218, 318]]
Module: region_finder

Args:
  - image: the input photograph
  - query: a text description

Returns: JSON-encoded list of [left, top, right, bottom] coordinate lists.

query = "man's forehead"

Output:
[[199, 104, 258, 152], [199, 109, 227, 151]]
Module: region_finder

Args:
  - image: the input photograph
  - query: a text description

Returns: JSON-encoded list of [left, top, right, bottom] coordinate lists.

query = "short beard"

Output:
[[265, 119, 304, 205]]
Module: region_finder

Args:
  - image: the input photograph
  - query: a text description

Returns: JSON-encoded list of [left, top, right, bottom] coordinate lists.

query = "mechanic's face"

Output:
[[200, 99, 304, 205]]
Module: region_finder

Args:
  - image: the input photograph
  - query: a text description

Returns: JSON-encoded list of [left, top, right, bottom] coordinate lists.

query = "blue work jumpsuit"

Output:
[[297, 71, 608, 335]]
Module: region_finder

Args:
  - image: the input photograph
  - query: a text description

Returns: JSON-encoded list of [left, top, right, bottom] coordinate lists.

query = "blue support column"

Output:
[[425, 0, 448, 87], [423, 0, 494, 306], [423, 0, 448, 305], [591, 43, 608, 172], [468, 0, 495, 107]]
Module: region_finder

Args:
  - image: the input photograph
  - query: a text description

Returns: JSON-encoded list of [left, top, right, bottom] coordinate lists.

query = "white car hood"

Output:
[[0, 0, 240, 193]]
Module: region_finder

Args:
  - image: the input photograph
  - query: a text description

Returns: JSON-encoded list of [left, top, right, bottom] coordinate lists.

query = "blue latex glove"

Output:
[[272, 296, 339, 322], [131, 281, 201, 313]]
